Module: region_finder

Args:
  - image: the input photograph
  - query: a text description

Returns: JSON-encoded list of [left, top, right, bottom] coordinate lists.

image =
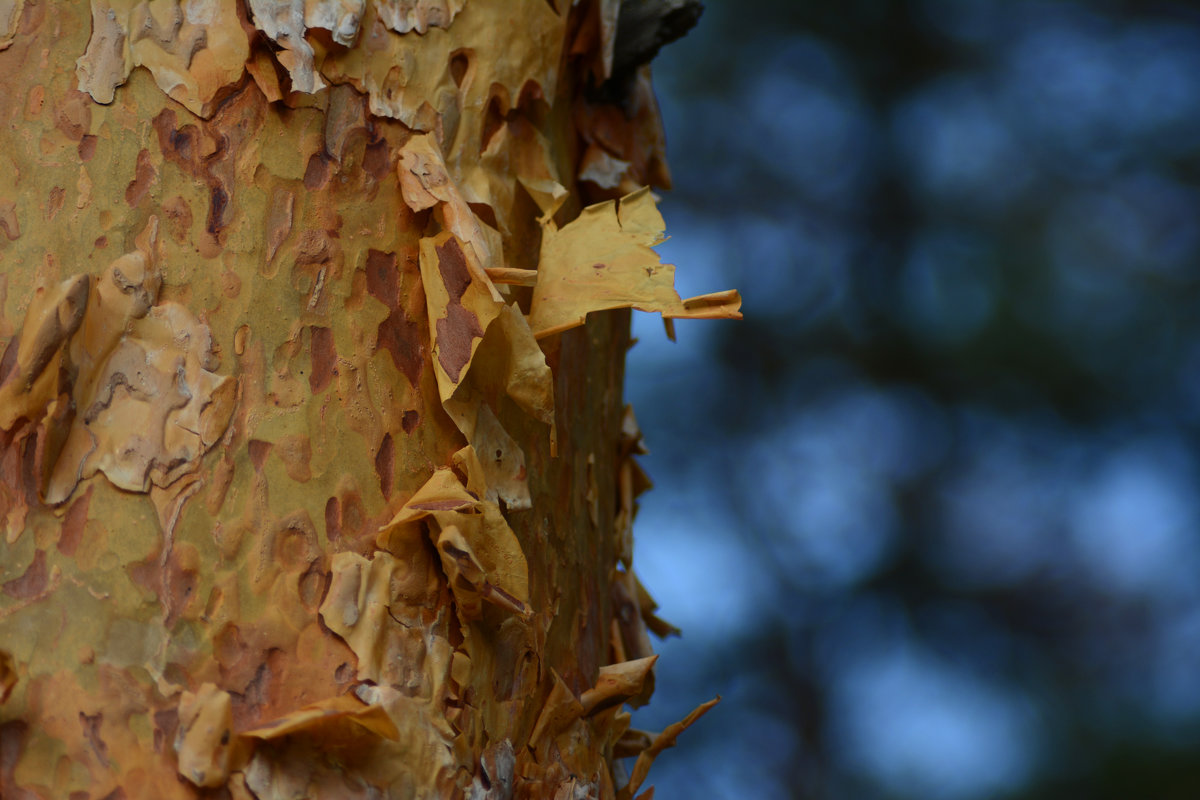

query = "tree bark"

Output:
[[0, 2, 734, 797]]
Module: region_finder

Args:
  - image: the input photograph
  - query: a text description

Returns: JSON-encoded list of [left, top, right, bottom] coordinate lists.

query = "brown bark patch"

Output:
[[54, 90, 90, 141], [375, 433, 394, 500], [78, 711, 108, 763], [153, 107, 240, 253], [0, 201, 17, 241], [2, 549, 45, 599], [295, 229, 332, 266], [162, 196, 192, 244], [298, 560, 324, 612], [264, 188, 294, 265], [153, 110, 192, 165], [125, 552, 162, 603], [324, 496, 341, 542], [308, 326, 335, 395], [207, 185, 229, 236], [377, 312, 422, 389], [273, 512, 318, 571], [401, 409, 419, 434], [340, 488, 366, 541], [57, 483, 93, 557], [247, 439, 272, 471], [450, 50, 471, 87], [153, 709, 179, 755], [124, 149, 156, 207], [164, 555, 199, 628], [77, 135, 96, 161], [213, 624, 247, 677], [275, 435, 312, 484], [303, 153, 330, 190], [0, 720, 29, 798], [221, 270, 242, 299], [363, 138, 392, 181], [23, 85, 43, 120], [434, 237, 483, 383], [46, 186, 65, 221], [0, 338, 17, 386], [365, 249, 398, 303], [366, 250, 422, 388]]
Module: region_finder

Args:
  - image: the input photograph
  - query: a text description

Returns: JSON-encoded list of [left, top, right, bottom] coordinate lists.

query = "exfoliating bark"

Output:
[[0, 1, 737, 797]]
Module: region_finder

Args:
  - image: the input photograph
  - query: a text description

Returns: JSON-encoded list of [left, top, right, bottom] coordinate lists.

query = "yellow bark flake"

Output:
[[176, 683, 236, 789], [617, 696, 720, 800], [529, 187, 742, 338], [319, 549, 450, 687], [580, 654, 658, 716], [418, 231, 501, 398], [378, 455, 531, 620], [241, 693, 401, 741]]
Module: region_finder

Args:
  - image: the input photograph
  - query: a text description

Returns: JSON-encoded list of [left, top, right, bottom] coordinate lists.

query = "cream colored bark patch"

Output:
[[376, 0, 464, 34], [175, 683, 235, 789], [529, 187, 743, 337], [0, 219, 236, 505], [0, 0, 23, 50], [242, 685, 460, 798], [580, 655, 658, 717], [76, 2, 131, 104], [401, 133, 495, 270], [76, 0, 249, 116], [321, 0, 562, 132], [303, 0, 365, 46], [320, 550, 451, 686]]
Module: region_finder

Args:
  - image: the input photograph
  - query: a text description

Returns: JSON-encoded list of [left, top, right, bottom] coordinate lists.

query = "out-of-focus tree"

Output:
[[629, 1, 1200, 798]]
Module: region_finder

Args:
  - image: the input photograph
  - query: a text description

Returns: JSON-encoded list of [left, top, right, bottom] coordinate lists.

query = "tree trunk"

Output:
[[0, 1, 734, 797]]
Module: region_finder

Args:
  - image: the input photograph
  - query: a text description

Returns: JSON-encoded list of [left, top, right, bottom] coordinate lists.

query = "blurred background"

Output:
[[622, 1, 1200, 797]]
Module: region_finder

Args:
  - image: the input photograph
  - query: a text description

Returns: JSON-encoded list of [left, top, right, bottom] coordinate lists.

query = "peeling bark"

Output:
[[0, 1, 735, 797]]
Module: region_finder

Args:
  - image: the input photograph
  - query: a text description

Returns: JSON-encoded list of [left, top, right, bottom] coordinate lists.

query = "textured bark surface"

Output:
[[0, 2, 736, 797]]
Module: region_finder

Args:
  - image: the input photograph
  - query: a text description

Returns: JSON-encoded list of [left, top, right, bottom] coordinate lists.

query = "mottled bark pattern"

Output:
[[0, 1, 730, 798]]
